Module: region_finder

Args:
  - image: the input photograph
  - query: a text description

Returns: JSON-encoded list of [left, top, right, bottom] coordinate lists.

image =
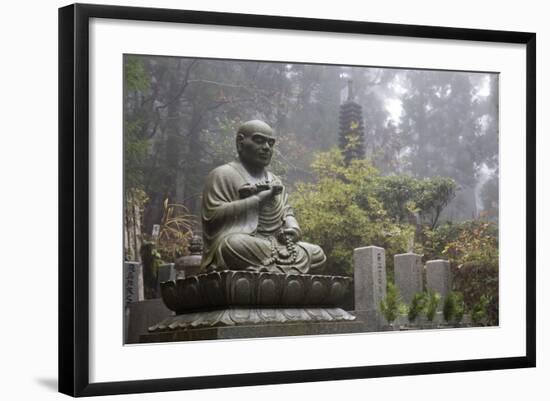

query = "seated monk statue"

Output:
[[200, 120, 326, 274]]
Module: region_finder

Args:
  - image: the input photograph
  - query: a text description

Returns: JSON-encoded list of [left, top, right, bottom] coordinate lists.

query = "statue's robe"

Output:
[[200, 161, 326, 274]]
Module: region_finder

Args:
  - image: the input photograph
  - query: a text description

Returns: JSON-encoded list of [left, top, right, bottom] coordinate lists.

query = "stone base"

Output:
[[161, 270, 353, 314], [141, 318, 367, 343], [149, 307, 355, 331], [125, 298, 172, 344], [353, 309, 383, 332]]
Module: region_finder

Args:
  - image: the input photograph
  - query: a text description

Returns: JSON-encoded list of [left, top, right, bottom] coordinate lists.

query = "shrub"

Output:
[[443, 292, 465, 323], [380, 282, 403, 324], [471, 295, 490, 326], [291, 149, 456, 276], [155, 200, 196, 261], [425, 291, 441, 322], [421, 221, 498, 326], [408, 292, 428, 323]]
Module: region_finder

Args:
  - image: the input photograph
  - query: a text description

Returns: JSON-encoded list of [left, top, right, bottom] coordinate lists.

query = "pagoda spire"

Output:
[[338, 80, 365, 164]]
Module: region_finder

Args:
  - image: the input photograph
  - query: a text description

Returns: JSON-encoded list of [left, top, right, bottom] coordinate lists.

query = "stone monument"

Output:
[[145, 120, 356, 342], [123, 261, 144, 304], [353, 246, 386, 330], [394, 252, 423, 304], [426, 259, 451, 308]]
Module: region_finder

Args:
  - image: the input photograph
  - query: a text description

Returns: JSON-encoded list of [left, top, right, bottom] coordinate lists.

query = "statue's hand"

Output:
[[278, 228, 300, 244], [238, 184, 256, 199], [271, 184, 283, 195], [256, 187, 277, 204]]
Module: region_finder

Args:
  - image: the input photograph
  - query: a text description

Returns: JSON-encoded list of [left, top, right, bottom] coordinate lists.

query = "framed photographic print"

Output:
[[58, 2, 536, 397]]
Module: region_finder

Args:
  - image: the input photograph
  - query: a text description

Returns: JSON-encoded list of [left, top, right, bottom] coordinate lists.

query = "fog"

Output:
[[124, 55, 498, 234]]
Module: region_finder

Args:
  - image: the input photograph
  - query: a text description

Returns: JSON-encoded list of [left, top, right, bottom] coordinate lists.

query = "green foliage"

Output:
[[124, 56, 150, 92], [155, 199, 197, 262], [443, 222, 498, 267], [419, 220, 498, 326], [471, 295, 490, 325], [372, 175, 418, 223], [425, 291, 441, 322], [373, 175, 456, 228], [443, 292, 465, 323], [454, 294, 465, 322], [408, 292, 428, 322], [291, 148, 457, 275], [421, 222, 465, 261], [292, 149, 415, 275], [443, 222, 498, 325], [380, 282, 403, 324], [414, 177, 456, 228]]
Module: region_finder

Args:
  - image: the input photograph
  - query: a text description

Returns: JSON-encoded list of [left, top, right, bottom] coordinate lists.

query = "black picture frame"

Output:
[[58, 3, 536, 397]]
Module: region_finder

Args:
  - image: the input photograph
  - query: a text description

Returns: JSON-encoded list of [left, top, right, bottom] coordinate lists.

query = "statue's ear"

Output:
[[236, 133, 244, 152]]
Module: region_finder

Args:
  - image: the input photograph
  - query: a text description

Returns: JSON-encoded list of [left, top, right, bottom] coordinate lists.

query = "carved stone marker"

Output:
[[394, 253, 423, 304], [124, 261, 144, 304], [353, 246, 386, 329], [426, 259, 451, 306]]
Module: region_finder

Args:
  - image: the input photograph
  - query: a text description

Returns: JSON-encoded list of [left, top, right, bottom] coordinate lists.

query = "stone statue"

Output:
[[148, 120, 354, 340], [200, 120, 326, 274]]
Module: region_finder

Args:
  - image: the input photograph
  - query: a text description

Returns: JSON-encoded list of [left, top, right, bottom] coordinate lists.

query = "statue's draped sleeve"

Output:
[[200, 164, 259, 269]]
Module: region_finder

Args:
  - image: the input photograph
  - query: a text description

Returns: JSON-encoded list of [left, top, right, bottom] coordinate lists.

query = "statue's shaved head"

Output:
[[235, 120, 276, 170], [237, 120, 274, 138]]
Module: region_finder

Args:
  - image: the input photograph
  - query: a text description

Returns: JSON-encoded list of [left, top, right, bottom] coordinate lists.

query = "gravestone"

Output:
[[353, 246, 386, 330], [426, 259, 451, 307], [123, 261, 144, 304], [124, 261, 144, 343], [394, 253, 423, 304]]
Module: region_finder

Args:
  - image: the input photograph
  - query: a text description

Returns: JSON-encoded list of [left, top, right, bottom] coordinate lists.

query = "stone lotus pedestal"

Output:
[[141, 270, 358, 342]]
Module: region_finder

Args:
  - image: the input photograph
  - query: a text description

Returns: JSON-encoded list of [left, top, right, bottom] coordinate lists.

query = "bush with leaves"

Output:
[[425, 291, 441, 322], [420, 221, 498, 326], [155, 199, 197, 262], [291, 149, 456, 275], [379, 282, 405, 325], [471, 295, 490, 326], [443, 292, 465, 324], [408, 292, 428, 323], [374, 175, 456, 228], [445, 222, 498, 326]]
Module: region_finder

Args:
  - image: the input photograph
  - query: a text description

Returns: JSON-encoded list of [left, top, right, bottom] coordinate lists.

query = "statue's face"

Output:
[[237, 132, 276, 169]]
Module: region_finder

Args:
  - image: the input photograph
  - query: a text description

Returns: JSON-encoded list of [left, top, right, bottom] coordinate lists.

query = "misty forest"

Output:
[[124, 55, 499, 325]]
